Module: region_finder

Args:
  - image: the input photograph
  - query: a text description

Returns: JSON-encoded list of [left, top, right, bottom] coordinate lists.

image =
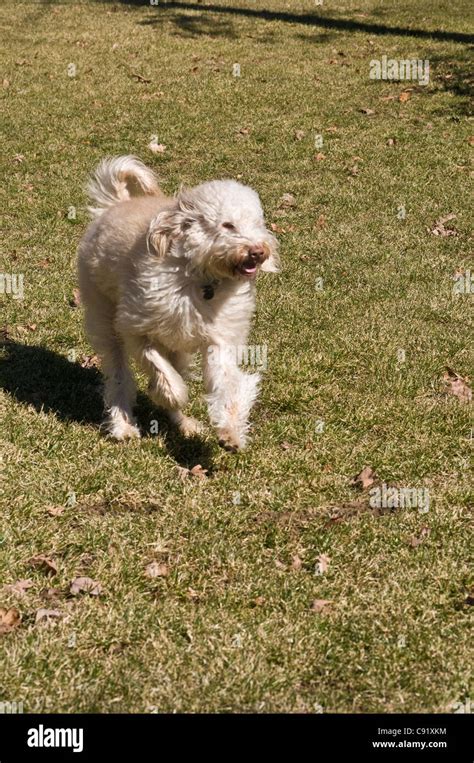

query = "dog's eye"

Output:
[[222, 222, 236, 231]]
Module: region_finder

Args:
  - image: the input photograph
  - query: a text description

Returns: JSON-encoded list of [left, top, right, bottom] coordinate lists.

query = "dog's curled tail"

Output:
[[86, 155, 161, 218]]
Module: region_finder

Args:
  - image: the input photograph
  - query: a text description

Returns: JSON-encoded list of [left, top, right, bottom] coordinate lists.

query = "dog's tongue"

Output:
[[242, 263, 257, 274]]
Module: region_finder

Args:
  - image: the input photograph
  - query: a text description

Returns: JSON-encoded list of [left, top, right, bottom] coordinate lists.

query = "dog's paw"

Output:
[[217, 428, 244, 453], [104, 419, 141, 441], [168, 411, 204, 437]]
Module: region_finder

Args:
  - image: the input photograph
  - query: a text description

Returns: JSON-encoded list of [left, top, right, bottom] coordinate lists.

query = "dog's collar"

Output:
[[201, 279, 220, 300]]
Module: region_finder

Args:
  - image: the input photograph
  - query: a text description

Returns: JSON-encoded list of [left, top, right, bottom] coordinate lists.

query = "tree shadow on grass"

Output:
[[0, 340, 215, 470], [131, 1, 473, 44]]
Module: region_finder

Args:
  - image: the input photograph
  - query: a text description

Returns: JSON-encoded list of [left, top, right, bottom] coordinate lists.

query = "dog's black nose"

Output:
[[247, 245, 266, 263]]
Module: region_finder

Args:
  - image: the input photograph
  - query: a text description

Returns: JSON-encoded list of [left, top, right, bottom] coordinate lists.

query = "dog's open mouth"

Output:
[[236, 256, 258, 277]]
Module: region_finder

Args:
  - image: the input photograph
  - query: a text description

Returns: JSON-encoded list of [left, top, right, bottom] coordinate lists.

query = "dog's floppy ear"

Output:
[[147, 205, 184, 259], [260, 233, 280, 273]]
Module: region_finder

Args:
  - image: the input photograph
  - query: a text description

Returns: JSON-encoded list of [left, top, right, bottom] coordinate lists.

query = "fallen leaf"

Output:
[[280, 441, 292, 450], [46, 506, 64, 517], [399, 91, 411, 102], [409, 526, 431, 548], [36, 258, 50, 268], [148, 140, 166, 154], [350, 466, 377, 490], [430, 214, 458, 237], [145, 561, 169, 578], [187, 587, 200, 601], [291, 554, 303, 571], [386, 137, 396, 146], [3, 579, 34, 597], [348, 165, 359, 176], [69, 576, 102, 596], [0, 607, 21, 634], [314, 152, 325, 161], [3, 78, 10, 88], [28, 555, 58, 577], [13, 154, 25, 163], [253, 596, 265, 606], [189, 464, 208, 479], [26, 323, 37, 331], [270, 223, 295, 234], [277, 193, 297, 210], [80, 354, 100, 369], [468, 136, 474, 146], [360, 108, 375, 116], [176, 466, 190, 482], [316, 553, 331, 573], [294, 129, 305, 141], [311, 599, 333, 613], [70, 288, 81, 307], [326, 126, 338, 133], [236, 126, 250, 136], [274, 559, 286, 570], [442, 367, 472, 403], [35, 608, 62, 623]]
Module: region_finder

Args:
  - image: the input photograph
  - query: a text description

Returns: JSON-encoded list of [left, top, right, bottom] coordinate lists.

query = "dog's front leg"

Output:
[[202, 344, 260, 452]]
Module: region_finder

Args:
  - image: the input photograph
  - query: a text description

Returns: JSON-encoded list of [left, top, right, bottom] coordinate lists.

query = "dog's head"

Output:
[[147, 179, 279, 280]]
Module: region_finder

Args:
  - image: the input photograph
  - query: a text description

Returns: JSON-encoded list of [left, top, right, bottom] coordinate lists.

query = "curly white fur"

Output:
[[77, 156, 279, 450]]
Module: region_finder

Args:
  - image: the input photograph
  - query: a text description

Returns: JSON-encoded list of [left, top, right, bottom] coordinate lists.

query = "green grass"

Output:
[[1, 0, 472, 713]]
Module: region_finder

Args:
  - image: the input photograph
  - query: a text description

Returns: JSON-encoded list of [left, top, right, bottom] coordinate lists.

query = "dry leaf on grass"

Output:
[[294, 129, 305, 141], [270, 223, 295, 234], [360, 107, 375, 116], [176, 464, 208, 481], [69, 577, 102, 596], [429, 214, 458, 237], [291, 554, 303, 571], [280, 441, 292, 450], [442, 367, 472, 403], [468, 136, 474, 146], [35, 608, 62, 624], [311, 599, 333, 613], [190, 464, 208, 479], [28, 555, 58, 576], [46, 506, 64, 517], [350, 466, 377, 490], [314, 152, 325, 161], [316, 554, 331, 574], [145, 562, 169, 579], [80, 354, 100, 369], [0, 607, 21, 634], [408, 527, 431, 548], [3, 579, 34, 597], [386, 137, 396, 146], [69, 288, 81, 307], [277, 193, 297, 210], [148, 139, 166, 154], [399, 91, 411, 102]]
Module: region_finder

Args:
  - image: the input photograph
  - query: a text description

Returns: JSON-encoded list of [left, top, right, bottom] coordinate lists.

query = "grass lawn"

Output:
[[1, 0, 472, 713]]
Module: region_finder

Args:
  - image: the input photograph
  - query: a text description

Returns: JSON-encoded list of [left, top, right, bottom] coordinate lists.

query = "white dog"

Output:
[[77, 156, 279, 451]]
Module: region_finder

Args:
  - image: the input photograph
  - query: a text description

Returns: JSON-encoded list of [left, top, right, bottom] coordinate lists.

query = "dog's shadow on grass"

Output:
[[0, 340, 214, 470]]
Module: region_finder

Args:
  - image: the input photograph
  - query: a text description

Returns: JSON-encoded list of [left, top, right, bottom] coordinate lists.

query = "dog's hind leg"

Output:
[[83, 296, 140, 440], [202, 345, 260, 451]]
